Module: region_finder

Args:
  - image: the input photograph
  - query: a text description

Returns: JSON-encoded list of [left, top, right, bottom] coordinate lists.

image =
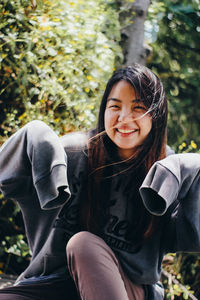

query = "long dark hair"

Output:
[[81, 64, 168, 241]]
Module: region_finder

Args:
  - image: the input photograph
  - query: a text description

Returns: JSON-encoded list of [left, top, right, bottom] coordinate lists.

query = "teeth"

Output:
[[117, 129, 136, 133]]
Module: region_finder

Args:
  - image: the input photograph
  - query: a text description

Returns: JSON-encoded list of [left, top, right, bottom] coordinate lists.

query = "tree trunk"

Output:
[[119, 0, 150, 66]]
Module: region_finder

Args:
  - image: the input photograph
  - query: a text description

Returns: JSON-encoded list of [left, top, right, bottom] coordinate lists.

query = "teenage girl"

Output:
[[0, 64, 200, 300]]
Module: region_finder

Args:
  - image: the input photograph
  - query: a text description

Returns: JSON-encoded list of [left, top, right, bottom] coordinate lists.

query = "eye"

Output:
[[111, 105, 120, 108], [133, 105, 147, 112], [108, 104, 120, 110]]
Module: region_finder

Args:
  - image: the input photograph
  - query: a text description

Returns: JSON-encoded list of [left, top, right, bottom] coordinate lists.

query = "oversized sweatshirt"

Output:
[[0, 120, 200, 300]]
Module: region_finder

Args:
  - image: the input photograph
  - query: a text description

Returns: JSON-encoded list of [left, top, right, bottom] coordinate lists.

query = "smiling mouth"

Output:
[[116, 128, 138, 134]]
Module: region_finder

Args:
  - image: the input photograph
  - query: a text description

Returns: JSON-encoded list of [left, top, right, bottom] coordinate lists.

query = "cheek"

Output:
[[104, 110, 115, 130], [138, 117, 152, 136], [144, 118, 152, 135]]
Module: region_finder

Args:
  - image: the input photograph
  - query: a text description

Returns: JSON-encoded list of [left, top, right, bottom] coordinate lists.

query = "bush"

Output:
[[146, 0, 200, 147], [0, 0, 122, 142]]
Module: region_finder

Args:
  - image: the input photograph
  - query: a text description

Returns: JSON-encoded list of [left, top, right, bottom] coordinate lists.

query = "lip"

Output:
[[116, 127, 138, 136]]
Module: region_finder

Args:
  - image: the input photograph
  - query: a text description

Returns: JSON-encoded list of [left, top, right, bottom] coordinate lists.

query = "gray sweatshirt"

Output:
[[0, 120, 200, 299]]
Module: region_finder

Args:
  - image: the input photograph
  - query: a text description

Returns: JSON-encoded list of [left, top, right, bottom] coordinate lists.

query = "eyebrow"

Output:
[[107, 97, 142, 103]]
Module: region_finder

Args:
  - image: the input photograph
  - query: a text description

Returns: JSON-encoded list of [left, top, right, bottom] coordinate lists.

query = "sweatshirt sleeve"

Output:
[[140, 153, 200, 252], [0, 120, 70, 209]]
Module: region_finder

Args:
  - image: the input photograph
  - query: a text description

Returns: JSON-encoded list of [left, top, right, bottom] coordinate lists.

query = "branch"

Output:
[[162, 269, 198, 300]]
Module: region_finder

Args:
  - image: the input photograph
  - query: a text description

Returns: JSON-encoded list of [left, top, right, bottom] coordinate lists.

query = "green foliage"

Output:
[[177, 140, 199, 153], [2, 235, 31, 258], [176, 254, 200, 297], [146, 0, 200, 147], [0, 0, 122, 141], [0, 197, 30, 274], [162, 253, 200, 299]]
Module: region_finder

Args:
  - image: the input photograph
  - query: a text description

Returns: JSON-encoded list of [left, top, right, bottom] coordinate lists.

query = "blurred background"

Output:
[[0, 0, 200, 298]]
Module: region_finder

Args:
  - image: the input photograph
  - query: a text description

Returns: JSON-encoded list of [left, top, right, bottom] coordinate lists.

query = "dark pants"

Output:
[[0, 278, 79, 300]]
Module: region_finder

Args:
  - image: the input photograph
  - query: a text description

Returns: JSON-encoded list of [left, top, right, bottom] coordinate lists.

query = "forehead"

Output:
[[108, 80, 141, 103]]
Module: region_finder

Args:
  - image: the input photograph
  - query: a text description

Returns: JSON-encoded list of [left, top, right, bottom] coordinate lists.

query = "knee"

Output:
[[66, 231, 99, 262], [66, 232, 120, 277], [67, 231, 90, 255]]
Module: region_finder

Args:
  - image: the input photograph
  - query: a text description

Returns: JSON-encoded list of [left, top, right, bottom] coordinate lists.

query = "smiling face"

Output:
[[104, 80, 152, 159]]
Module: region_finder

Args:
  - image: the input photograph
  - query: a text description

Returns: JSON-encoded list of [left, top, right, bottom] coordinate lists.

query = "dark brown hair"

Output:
[[81, 64, 168, 241]]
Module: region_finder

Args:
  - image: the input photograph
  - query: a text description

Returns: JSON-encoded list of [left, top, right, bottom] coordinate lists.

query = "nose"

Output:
[[118, 109, 133, 123]]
